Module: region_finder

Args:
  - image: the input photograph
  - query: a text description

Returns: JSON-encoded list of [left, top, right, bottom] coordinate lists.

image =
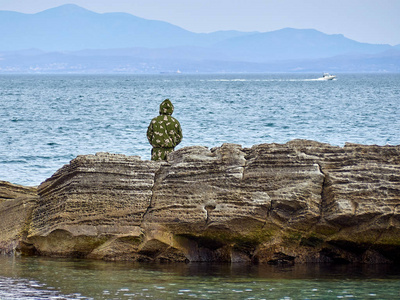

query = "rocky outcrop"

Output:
[[1, 140, 399, 263], [0, 181, 38, 255]]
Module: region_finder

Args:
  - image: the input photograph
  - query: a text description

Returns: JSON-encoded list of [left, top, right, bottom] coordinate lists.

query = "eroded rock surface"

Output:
[[1, 140, 399, 263], [0, 181, 38, 254]]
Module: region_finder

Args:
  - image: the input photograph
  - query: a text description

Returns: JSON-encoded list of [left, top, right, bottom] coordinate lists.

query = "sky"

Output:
[[1, 0, 399, 45]]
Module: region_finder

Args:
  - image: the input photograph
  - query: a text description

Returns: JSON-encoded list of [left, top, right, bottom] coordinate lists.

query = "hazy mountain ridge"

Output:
[[214, 28, 393, 62], [0, 4, 253, 51], [0, 4, 399, 73]]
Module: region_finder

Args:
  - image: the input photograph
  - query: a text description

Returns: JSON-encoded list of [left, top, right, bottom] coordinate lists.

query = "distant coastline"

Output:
[[0, 5, 399, 73]]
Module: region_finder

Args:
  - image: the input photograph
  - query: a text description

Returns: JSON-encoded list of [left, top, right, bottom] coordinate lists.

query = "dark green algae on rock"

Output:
[[1, 140, 400, 264]]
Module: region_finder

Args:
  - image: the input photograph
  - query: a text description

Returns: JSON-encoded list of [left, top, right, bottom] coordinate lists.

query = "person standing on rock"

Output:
[[147, 99, 183, 161]]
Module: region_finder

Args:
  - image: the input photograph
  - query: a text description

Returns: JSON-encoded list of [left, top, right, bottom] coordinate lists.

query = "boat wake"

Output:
[[205, 78, 336, 82]]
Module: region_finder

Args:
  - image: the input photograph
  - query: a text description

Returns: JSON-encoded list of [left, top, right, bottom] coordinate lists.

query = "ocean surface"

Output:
[[0, 73, 400, 299], [1, 256, 400, 300], [1, 73, 399, 186]]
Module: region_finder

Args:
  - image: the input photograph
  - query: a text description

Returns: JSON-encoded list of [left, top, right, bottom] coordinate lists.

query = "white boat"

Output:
[[319, 73, 336, 80]]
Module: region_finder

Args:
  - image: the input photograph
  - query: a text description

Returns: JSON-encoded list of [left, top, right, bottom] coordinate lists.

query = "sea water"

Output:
[[0, 256, 400, 300], [1, 73, 400, 299], [1, 73, 399, 186]]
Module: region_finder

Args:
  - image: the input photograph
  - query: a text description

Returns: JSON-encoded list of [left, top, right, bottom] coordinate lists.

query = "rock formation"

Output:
[[1, 140, 399, 264], [0, 181, 38, 255]]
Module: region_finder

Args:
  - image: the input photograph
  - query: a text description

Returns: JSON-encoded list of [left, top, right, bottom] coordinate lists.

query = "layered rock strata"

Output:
[[0, 181, 38, 254], [1, 140, 399, 264]]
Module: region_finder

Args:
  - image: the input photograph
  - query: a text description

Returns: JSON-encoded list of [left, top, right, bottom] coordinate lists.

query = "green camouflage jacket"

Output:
[[147, 99, 183, 160]]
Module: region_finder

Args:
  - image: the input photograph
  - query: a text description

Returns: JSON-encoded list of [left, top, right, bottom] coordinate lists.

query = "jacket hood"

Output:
[[159, 99, 174, 115]]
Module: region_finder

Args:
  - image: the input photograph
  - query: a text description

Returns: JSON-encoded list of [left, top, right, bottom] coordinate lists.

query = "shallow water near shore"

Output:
[[1, 73, 399, 186], [1, 256, 400, 300]]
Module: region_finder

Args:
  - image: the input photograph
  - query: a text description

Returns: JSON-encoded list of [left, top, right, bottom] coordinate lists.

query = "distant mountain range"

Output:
[[0, 4, 399, 73]]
